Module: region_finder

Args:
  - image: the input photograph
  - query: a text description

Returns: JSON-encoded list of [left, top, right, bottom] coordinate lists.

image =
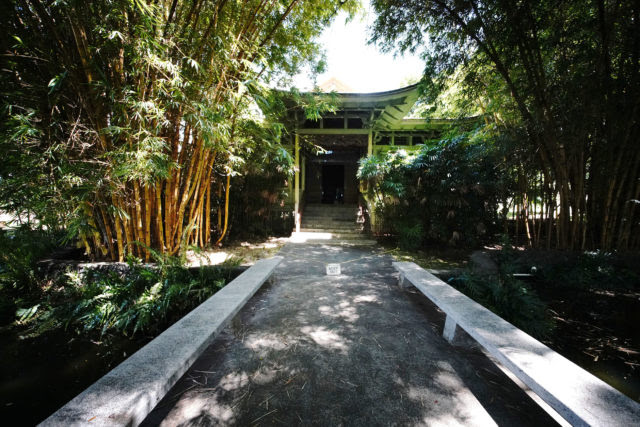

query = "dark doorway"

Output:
[[322, 165, 344, 204]]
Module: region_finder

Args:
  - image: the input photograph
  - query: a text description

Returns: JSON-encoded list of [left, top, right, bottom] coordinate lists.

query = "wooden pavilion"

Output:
[[281, 83, 461, 232]]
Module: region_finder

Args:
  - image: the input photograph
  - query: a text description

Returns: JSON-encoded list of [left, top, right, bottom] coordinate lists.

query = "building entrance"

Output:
[[303, 140, 364, 205], [321, 165, 344, 204]]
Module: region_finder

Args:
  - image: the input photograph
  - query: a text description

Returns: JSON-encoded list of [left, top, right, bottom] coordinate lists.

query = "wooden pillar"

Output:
[[294, 133, 300, 232], [367, 129, 373, 156]]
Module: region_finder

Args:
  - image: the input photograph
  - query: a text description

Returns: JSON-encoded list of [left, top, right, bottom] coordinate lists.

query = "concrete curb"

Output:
[[394, 261, 640, 426], [40, 256, 283, 427]]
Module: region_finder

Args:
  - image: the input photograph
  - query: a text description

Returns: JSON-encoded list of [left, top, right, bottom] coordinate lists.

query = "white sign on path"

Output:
[[326, 263, 341, 276]]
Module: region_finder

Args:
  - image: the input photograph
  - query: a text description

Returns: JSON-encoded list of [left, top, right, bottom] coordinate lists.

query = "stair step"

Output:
[[303, 213, 358, 219], [291, 239, 377, 246], [299, 228, 363, 236], [302, 215, 355, 221], [301, 221, 357, 229], [305, 203, 358, 209], [304, 205, 358, 213], [296, 203, 365, 237], [290, 231, 375, 245], [304, 206, 358, 210]]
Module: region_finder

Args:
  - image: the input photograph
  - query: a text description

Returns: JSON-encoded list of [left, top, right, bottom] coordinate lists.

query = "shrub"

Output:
[[397, 220, 424, 250], [448, 272, 554, 339], [62, 254, 229, 337], [448, 239, 554, 338], [0, 226, 61, 325], [534, 250, 640, 290], [358, 131, 504, 248], [0, 226, 60, 293]]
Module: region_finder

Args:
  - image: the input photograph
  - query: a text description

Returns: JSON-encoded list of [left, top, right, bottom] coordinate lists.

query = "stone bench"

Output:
[[41, 256, 284, 427], [393, 261, 640, 427]]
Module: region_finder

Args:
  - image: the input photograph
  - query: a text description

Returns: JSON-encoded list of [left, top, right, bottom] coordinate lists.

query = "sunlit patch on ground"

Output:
[[218, 371, 250, 391], [290, 231, 334, 242], [353, 294, 379, 304], [244, 333, 290, 354], [185, 237, 287, 266], [157, 392, 235, 426], [318, 301, 359, 322], [300, 325, 349, 352]]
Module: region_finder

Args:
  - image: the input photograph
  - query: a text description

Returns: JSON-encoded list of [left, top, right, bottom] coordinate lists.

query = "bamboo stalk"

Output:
[[155, 182, 165, 252], [112, 194, 125, 262], [204, 176, 212, 246], [217, 181, 222, 231], [99, 205, 116, 261], [133, 181, 148, 260], [144, 184, 152, 261], [215, 173, 231, 245], [120, 195, 136, 258], [174, 145, 207, 248]]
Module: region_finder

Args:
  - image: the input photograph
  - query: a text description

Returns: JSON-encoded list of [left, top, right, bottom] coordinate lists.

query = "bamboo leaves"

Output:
[[2, 0, 357, 259], [370, 0, 640, 249]]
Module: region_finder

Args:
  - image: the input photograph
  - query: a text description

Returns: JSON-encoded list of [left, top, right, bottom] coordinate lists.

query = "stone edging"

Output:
[[40, 256, 283, 426], [394, 261, 640, 427]]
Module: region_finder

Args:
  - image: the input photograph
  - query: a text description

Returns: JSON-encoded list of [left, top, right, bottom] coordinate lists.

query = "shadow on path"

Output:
[[143, 243, 558, 426]]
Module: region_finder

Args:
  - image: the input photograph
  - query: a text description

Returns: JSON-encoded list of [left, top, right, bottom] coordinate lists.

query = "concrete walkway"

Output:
[[143, 243, 557, 426]]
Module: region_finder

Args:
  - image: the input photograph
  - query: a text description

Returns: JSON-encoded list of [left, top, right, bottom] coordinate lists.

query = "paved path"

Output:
[[143, 243, 557, 426]]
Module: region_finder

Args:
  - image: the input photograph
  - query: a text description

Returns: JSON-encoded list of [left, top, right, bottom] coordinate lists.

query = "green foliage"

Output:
[[0, 0, 359, 258], [535, 251, 640, 291], [0, 227, 61, 324], [449, 239, 554, 338], [396, 221, 424, 251], [62, 255, 229, 337], [217, 115, 295, 238], [370, 0, 640, 250], [16, 304, 40, 323], [0, 228, 232, 343], [359, 128, 505, 247], [0, 227, 59, 293], [229, 170, 295, 238], [449, 271, 553, 339], [0, 110, 80, 232]]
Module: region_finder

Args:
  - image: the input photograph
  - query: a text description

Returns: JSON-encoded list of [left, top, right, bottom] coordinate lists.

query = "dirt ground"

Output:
[[185, 238, 287, 267], [143, 243, 557, 426]]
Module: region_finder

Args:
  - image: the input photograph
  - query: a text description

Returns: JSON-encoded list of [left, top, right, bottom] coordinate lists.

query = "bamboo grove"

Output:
[[372, 0, 640, 250], [1, 0, 356, 260]]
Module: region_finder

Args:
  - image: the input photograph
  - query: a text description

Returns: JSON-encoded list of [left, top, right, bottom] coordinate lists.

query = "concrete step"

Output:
[[292, 239, 377, 246], [300, 227, 358, 233], [303, 218, 356, 225], [301, 222, 357, 230], [301, 213, 358, 222], [303, 211, 356, 217], [298, 228, 364, 237], [303, 204, 358, 214], [302, 215, 355, 222], [305, 203, 358, 209], [304, 204, 358, 209], [304, 206, 358, 212], [290, 231, 376, 245], [303, 212, 357, 219]]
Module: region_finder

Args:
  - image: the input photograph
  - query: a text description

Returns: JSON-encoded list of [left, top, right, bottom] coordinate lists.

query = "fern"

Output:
[[61, 255, 230, 338]]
